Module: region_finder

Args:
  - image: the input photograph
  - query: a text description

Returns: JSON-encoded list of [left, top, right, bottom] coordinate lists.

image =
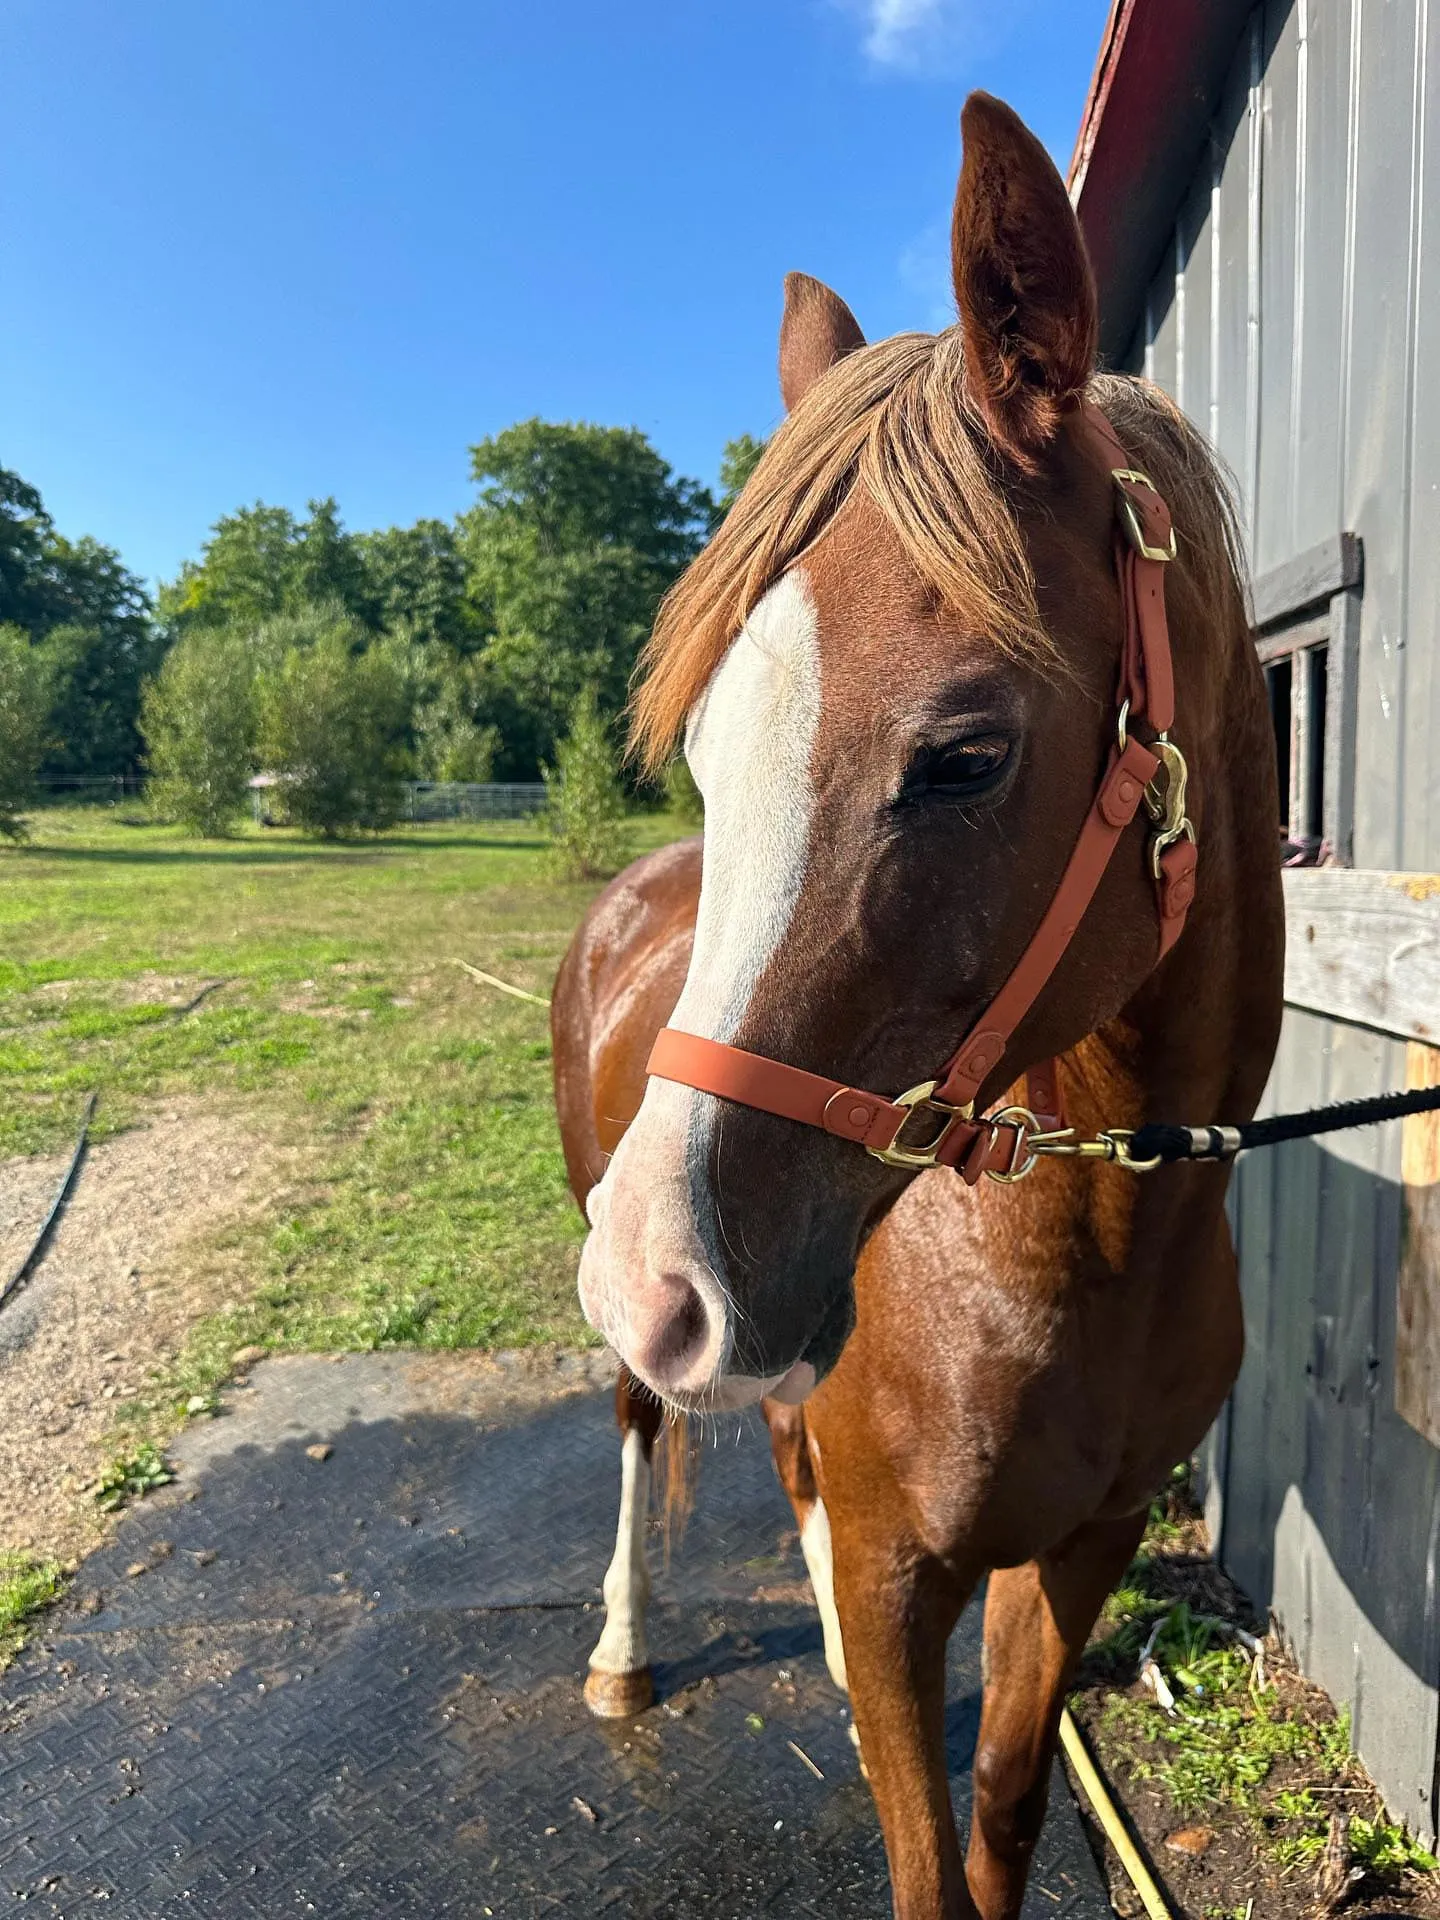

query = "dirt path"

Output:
[[0, 1101, 290, 1564]]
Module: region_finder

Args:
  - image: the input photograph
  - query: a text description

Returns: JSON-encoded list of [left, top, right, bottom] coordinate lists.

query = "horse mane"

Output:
[[630, 330, 1246, 774], [1086, 369, 1249, 636]]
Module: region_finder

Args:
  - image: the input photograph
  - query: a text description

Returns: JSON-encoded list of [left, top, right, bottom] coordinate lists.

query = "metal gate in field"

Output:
[[401, 781, 547, 822]]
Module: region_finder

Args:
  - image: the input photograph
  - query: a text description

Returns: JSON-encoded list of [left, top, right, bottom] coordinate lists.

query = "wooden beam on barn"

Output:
[[1251, 533, 1364, 633], [1282, 870, 1440, 1045]]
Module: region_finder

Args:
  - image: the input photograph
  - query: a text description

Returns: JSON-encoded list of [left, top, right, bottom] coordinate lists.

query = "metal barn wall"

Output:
[[1123, 0, 1440, 1835]]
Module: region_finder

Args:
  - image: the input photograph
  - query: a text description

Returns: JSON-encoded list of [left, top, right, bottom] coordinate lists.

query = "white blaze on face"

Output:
[[578, 570, 822, 1389], [671, 567, 823, 1047]]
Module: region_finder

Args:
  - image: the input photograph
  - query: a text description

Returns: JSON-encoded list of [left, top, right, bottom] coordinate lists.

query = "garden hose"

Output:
[[1059, 1706, 1173, 1920]]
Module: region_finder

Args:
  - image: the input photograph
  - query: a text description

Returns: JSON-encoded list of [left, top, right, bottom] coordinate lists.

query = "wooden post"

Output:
[[1396, 1043, 1440, 1447]]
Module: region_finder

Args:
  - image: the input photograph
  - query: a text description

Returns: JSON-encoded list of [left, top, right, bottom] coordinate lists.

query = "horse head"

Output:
[[577, 93, 1251, 1410]]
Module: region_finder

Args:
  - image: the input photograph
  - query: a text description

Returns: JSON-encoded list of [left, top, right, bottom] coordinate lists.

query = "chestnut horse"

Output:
[[552, 94, 1283, 1919]]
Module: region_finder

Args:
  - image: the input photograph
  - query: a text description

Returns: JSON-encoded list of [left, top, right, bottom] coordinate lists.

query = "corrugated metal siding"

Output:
[[1127, 0, 1440, 1834]]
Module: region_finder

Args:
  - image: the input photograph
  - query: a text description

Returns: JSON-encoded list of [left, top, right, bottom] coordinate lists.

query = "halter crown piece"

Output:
[[645, 401, 1199, 1185]]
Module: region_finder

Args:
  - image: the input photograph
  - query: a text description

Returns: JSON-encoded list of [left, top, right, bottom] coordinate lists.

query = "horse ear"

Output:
[[951, 91, 1097, 464], [779, 272, 866, 413]]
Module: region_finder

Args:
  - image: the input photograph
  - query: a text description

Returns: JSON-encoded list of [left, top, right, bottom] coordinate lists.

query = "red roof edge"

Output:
[[1067, 0, 1133, 201], [1066, 0, 1254, 363]]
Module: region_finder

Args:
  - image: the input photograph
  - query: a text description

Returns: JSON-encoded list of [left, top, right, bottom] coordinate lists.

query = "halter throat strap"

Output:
[[645, 400, 1198, 1186]]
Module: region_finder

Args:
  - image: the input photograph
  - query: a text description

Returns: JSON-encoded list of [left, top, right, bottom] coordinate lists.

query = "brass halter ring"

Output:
[[867, 1081, 974, 1171], [983, 1105, 1043, 1184]]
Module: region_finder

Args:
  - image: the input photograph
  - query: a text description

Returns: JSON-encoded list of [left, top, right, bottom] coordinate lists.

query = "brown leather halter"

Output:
[[645, 402, 1199, 1186]]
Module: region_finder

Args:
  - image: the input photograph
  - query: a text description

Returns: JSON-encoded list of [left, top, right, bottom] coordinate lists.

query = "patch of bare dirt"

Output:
[[1067, 1516, 1440, 1920], [0, 1100, 294, 1565]]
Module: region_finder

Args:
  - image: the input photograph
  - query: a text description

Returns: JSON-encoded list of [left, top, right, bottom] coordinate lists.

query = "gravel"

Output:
[[0, 1101, 284, 1564]]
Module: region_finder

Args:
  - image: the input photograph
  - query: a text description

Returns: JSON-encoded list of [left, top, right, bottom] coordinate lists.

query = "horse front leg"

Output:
[[764, 1398, 847, 1694], [584, 1365, 664, 1718], [965, 1509, 1146, 1920], [831, 1510, 979, 1919]]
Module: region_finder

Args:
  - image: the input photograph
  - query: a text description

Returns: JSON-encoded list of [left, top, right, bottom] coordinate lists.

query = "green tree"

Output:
[[0, 470, 55, 631], [543, 686, 632, 880], [158, 503, 301, 632], [39, 621, 163, 783], [467, 532, 663, 773], [468, 419, 710, 569], [292, 498, 376, 625], [257, 609, 411, 836], [142, 629, 257, 836], [357, 519, 473, 652], [715, 433, 768, 519], [0, 468, 159, 781], [0, 623, 53, 840], [160, 499, 375, 637], [460, 420, 711, 778], [413, 655, 499, 781], [38, 538, 161, 779]]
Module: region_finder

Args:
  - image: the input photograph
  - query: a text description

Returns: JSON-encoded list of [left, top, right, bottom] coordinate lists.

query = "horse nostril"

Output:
[[628, 1271, 725, 1396]]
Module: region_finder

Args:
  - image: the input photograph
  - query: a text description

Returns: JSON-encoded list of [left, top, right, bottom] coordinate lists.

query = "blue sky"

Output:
[[1, 0, 1110, 589]]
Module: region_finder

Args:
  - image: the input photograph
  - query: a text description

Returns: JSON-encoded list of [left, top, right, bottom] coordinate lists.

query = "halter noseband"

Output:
[[645, 401, 1199, 1187]]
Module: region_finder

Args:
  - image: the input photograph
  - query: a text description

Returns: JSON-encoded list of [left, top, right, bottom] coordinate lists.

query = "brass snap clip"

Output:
[[1004, 1123, 1166, 1175], [1144, 734, 1196, 877]]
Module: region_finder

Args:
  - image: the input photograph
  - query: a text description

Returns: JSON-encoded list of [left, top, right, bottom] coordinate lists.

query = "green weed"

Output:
[[93, 1443, 175, 1513], [1348, 1813, 1439, 1878], [0, 1552, 64, 1665], [1094, 1559, 1440, 1890]]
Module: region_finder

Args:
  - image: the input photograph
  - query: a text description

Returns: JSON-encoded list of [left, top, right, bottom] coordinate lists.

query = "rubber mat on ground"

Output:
[[0, 1354, 1110, 1918]]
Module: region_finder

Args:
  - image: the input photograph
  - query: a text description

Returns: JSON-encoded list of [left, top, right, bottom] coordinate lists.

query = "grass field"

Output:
[[1, 804, 686, 1384]]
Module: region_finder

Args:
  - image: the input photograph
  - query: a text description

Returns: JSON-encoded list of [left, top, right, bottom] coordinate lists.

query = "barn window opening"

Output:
[[1303, 644, 1328, 844], [1250, 532, 1361, 868], [1266, 656, 1292, 834]]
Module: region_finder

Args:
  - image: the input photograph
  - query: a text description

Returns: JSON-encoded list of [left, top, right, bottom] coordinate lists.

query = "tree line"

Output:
[[0, 424, 766, 839]]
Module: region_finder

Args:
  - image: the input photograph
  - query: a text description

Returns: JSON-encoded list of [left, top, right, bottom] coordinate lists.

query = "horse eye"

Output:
[[901, 733, 1012, 803]]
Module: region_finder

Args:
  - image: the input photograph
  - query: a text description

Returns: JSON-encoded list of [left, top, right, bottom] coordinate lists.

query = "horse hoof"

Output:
[[584, 1666, 654, 1718]]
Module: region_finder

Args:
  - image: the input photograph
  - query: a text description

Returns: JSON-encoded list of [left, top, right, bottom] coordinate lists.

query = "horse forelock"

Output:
[[630, 338, 1247, 778]]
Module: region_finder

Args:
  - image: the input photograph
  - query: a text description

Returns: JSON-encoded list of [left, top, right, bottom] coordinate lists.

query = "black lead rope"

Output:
[[1128, 1083, 1440, 1166]]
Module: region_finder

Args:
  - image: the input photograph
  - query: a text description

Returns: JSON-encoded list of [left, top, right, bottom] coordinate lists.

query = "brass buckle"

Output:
[[1112, 468, 1178, 563], [1144, 734, 1195, 877], [867, 1081, 973, 1171]]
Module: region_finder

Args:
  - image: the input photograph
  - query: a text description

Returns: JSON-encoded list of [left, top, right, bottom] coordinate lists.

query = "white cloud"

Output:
[[864, 0, 945, 66], [833, 0, 1016, 76]]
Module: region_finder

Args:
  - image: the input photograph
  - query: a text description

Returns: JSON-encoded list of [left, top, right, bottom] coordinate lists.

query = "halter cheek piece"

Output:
[[645, 401, 1198, 1187]]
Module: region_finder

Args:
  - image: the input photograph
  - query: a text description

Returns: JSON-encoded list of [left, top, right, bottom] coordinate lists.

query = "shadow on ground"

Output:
[[0, 1352, 1106, 1918], [10, 835, 550, 866]]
